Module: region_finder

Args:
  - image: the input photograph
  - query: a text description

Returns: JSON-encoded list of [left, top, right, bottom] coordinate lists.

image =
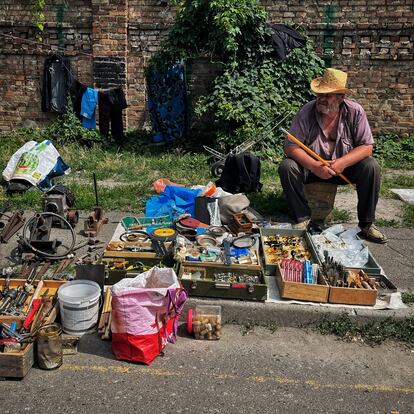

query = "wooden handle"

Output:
[[281, 128, 355, 187]]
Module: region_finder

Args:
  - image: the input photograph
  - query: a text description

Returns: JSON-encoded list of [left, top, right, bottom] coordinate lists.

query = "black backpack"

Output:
[[216, 152, 263, 194]]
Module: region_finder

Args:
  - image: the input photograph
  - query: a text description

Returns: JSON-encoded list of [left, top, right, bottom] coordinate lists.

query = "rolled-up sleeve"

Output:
[[353, 106, 374, 146]]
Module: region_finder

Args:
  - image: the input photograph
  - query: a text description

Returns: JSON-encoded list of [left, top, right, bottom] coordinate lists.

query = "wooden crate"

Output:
[[0, 280, 62, 378], [276, 263, 329, 303], [0, 318, 33, 378], [329, 285, 377, 306]]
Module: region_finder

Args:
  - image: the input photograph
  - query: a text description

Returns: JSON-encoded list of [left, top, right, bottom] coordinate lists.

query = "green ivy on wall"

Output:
[[32, 0, 46, 39], [147, 0, 325, 158]]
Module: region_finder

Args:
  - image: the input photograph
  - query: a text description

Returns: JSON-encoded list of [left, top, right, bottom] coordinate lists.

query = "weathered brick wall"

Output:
[[0, 0, 413, 135]]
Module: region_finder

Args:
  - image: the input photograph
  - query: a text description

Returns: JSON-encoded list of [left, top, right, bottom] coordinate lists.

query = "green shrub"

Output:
[[147, 0, 324, 157]]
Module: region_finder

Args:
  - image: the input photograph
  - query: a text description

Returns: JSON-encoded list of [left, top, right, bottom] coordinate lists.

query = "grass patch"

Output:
[[317, 314, 414, 346], [402, 204, 414, 227], [402, 291, 414, 305], [332, 208, 352, 222], [380, 174, 414, 197], [375, 218, 401, 227]]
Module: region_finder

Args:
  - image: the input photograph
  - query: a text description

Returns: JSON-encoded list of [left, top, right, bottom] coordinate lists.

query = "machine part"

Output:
[[0, 287, 19, 314], [0, 210, 26, 243], [20, 212, 76, 260], [222, 238, 232, 265], [15, 265, 38, 309], [211, 161, 225, 178], [119, 230, 149, 243], [84, 174, 108, 237], [42, 184, 78, 228], [232, 234, 257, 249], [150, 227, 177, 242], [207, 226, 226, 237], [179, 229, 197, 242], [150, 239, 168, 257], [66, 209, 79, 227], [195, 235, 218, 247]]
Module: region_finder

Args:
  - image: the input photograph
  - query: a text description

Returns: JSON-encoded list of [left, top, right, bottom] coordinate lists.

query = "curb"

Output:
[[183, 297, 414, 328]]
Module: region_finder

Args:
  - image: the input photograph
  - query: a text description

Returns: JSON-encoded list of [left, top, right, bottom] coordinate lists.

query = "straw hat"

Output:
[[310, 68, 352, 94]]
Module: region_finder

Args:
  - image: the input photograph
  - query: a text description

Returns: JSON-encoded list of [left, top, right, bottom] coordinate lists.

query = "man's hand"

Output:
[[310, 162, 337, 179], [329, 158, 348, 175]]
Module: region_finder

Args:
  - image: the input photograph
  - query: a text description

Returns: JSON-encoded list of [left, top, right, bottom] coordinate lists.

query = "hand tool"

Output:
[[22, 298, 42, 331], [84, 173, 108, 237], [280, 128, 355, 188]]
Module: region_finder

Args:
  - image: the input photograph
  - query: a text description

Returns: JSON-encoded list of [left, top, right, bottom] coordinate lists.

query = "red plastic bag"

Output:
[[111, 267, 187, 365]]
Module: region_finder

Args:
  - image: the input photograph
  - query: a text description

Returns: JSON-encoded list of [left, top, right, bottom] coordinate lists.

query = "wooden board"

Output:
[[276, 263, 329, 303], [329, 286, 377, 306]]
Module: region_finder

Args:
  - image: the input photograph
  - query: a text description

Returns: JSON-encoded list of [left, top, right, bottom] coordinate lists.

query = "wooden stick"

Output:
[[281, 128, 355, 187]]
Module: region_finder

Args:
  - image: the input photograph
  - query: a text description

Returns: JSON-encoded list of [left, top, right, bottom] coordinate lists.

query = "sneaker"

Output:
[[358, 224, 388, 244], [292, 218, 311, 230]]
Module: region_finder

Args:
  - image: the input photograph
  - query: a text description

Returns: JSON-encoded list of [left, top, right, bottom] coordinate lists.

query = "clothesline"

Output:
[[0, 32, 133, 66]]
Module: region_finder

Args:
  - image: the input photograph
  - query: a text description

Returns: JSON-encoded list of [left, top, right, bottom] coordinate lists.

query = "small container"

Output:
[[190, 305, 222, 340], [36, 323, 63, 370]]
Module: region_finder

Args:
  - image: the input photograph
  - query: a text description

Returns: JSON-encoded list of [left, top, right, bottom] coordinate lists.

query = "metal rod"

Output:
[[280, 128, 355, 188], [93, 173, 99, 206]]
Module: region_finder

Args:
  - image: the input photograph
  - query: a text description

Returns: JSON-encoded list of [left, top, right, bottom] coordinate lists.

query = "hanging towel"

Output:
[[81, 87, 98, 129]]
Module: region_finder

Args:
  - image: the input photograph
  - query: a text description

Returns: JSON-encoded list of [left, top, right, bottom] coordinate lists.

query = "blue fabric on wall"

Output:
[[147, 62, 187, 143], [81, 87, 98, 129]]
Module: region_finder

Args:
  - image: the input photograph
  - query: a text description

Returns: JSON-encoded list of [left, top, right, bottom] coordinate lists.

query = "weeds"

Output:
[[402, 291, 414, 305], [375, 218, 401, 227], [332, 208, 352, 222], [402, 204, 414, 227], [240, 320, 278, 335], [317, 314, 414, 346]]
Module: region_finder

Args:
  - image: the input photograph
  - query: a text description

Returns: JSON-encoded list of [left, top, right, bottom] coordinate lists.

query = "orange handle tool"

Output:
[[280, 128, 355, 187]]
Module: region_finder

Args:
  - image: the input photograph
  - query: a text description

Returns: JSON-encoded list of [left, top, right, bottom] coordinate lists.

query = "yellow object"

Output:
[[281, 128, 355, 188], [310, 68, 352, 95], [152, 227, 176, 237]]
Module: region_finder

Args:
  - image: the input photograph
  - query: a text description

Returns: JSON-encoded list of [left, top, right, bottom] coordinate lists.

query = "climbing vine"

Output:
[[32, 0, 46, 39], [147, 0, 325, 157]]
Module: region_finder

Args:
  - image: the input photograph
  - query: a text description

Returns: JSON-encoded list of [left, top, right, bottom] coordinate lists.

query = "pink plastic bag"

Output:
[[111, 267, 187, 365]]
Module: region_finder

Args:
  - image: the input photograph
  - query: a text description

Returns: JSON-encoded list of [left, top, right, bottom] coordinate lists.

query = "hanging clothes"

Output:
[[69, 79, 87, 120], [98, 87, 127, 145], [266, 24, 306, 61], [41, 54, 74, 113], [81, 87, 98, 129], [147, 62, 187, 143]]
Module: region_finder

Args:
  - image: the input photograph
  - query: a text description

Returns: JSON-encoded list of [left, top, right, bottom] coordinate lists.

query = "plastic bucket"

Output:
[[58, 280, 101, 336]]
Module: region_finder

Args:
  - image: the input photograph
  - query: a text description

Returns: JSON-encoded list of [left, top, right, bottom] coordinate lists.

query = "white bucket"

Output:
[[58, 280, 101, 336]]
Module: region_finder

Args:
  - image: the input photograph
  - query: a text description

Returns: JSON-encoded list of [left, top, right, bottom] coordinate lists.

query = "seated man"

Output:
[[278, 68, 387, 243]]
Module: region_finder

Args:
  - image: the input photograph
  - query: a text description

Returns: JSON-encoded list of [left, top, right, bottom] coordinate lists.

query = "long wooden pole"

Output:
[[280, 128, 355, 188]]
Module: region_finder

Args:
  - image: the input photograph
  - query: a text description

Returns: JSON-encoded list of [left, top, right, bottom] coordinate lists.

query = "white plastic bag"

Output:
[[2, 140, 70, 190]]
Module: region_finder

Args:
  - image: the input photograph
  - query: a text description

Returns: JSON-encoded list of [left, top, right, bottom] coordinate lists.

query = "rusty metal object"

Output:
[[0, 210, 26, 243]]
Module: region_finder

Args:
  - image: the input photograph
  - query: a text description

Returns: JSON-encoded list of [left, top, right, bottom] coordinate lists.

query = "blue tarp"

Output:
[[145, 185, 201, 219]]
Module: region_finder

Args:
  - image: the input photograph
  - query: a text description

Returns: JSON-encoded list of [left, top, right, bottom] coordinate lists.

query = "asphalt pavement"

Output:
[[0, 325, 412, 414]]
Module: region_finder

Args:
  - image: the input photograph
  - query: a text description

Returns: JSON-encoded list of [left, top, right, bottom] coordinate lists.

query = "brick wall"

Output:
[[0, 0, 413, 135]]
